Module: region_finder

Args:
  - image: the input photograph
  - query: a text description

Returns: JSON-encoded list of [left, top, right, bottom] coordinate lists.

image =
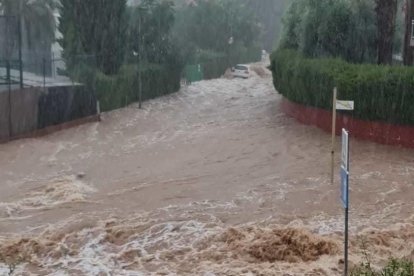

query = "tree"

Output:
[[128, 0, 176, 64], [279, 0, 304, 51], [403, 0, 414, 65], [317, 0, 352, 58], [347, 0, 378, 63], [279, 0, 379, 64], [0, 0, 56, 63], [375, 0, 398, 64], [244, 0, 287, 51], [59, 0, 127, 75], [172, 0, 261, 65]]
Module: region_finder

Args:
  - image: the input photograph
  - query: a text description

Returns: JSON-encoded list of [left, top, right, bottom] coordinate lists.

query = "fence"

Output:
[[0, 55, 98, 142], [0, 52, 89, 92], [0, 15, 23, 88]]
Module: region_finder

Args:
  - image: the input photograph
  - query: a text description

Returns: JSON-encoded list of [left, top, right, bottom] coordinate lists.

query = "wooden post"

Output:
[[331, 88, 337, 185], [96, 101, 101, 121]]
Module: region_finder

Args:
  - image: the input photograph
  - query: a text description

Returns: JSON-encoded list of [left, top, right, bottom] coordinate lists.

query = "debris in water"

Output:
[[219, 227, 339, 263]]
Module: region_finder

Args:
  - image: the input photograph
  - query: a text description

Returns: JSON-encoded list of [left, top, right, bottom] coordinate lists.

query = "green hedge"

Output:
[[270, 49, 414, 125], [189, 47, 261, 81], [202, 58, 228, 80], [75, 63, 180, 112]]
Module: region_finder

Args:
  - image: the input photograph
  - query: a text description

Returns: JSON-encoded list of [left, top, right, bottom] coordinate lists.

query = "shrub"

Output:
[[270, 49, 414, 125], [351, 258, 414, 276], [76, 63, 180, 112]]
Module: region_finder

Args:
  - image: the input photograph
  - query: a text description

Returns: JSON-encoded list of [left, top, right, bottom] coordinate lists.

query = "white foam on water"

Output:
[[0, 176, 96, 220], [51, 232, 116, 275], [359, 171, 383, 180]]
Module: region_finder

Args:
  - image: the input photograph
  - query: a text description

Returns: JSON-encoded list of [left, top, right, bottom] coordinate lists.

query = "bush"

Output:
[[270, 49, 414, 125], [351, 258, 414, 276], [76, 63, 180, 112]]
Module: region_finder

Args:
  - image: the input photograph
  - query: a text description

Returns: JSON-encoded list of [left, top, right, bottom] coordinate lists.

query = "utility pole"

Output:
[[403, 0, 414, 65]]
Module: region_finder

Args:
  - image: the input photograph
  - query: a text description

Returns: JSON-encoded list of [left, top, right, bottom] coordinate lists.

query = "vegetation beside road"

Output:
[[271, 49, 414, 125], [272, 0, 414, 125]]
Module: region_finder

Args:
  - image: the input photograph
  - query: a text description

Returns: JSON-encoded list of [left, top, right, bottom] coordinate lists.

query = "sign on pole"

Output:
[[331, 88, 354, 186], [340, 128, 350, 276], [340, 128, 349, 209], [341, 129, 349, 171], [336, 100, 355, 111], [331, 88, 337, 186], [340, 166, 349, 209]]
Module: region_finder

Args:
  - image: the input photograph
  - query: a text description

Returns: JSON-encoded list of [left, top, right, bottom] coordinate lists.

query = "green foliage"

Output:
[[351, 258, 414, 276], [279, 0, 378, 63], [59, 0, 182, 111], [279, 0, 304, 50], [127, 0, 177, 64], [59, 0, 127, 75], [74, 63, 180, 112], [172, 0, 262, 78], [347, 0, 378, 63], [271, 49, 414, 125]]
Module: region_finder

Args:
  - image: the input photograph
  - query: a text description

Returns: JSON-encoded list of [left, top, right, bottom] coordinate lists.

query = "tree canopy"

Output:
[[128, 0, 177, 65], [279, 0, 402, 64], [172, 0, 262, 65], [59, 0, 127, 75]]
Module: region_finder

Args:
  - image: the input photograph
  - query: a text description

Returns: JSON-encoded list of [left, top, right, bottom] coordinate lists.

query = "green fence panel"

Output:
[[184, 64, 203, 83]]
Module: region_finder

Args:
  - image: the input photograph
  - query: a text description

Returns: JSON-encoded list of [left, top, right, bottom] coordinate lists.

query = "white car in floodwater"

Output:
[[231, 64, 250, 79]]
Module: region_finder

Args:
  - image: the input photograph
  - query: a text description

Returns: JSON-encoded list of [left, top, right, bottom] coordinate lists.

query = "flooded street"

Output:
[[1, 64, 414, 275]]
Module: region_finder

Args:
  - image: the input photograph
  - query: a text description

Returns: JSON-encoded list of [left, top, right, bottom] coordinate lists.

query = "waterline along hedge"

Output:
[[270, 49, 414, 125]]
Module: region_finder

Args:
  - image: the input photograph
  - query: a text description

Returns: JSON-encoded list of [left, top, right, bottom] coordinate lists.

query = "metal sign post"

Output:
[[331, 88, 337, 186], [341, 129, 350, 276], [331, 88, 354, 186]]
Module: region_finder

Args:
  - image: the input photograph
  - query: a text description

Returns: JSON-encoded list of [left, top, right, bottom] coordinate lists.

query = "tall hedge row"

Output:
[[270, 49, 414, 125], [76, 64, 180, 112]]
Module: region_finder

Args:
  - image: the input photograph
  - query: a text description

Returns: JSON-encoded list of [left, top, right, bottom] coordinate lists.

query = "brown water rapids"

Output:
[[1, 63, 414, 275]]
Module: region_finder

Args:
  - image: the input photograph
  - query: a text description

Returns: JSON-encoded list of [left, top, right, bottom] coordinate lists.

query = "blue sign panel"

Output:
[[341, 166, 349, 209], [341, 129, 349, 171]]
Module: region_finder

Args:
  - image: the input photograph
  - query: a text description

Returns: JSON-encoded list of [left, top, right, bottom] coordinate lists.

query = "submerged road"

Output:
[[1, 63, 414, 275]]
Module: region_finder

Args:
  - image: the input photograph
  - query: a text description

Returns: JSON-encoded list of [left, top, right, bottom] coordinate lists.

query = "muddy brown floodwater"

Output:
[[1, 63, 414, 275]]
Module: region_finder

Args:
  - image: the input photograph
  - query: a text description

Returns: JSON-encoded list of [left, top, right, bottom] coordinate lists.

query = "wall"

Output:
[[10, 87, 42, 136], [0, 91, 10, 139], [281, 98, 414, 148], [0, 85, 97, 143]]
